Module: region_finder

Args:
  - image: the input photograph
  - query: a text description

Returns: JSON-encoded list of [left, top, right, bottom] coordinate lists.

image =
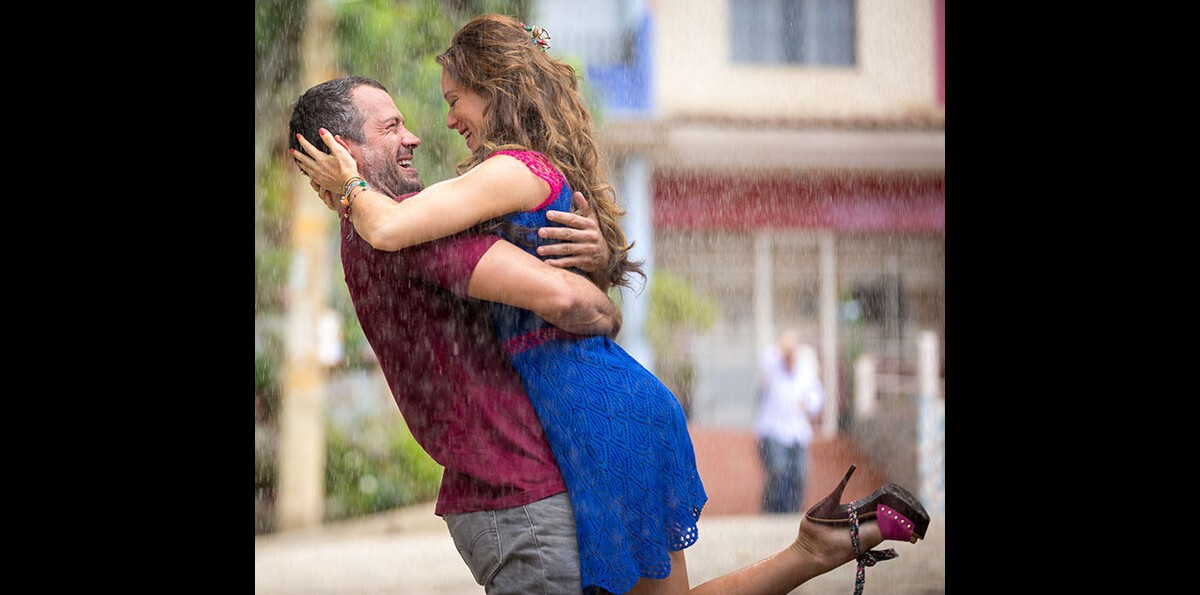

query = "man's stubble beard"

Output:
[[360, 152, 424, 198]]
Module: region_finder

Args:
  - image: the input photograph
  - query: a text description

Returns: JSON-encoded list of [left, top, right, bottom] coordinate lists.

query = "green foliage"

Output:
[[255, 0, 305, 85], [254, 247, 290, 313], [256, 152, 291, 236], [254, 0, 305, 50], [255, 315, 284, 425], [644, 271, 721, 415], [254, 153, 291, 312], [324, 419, 444, 522], [254, 351, 281, 416], [254, 430, 277, 535], [646, 271, 721, 356]]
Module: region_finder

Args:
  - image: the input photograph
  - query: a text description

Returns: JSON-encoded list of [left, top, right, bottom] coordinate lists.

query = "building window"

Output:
[[730, 0, 856, 66]]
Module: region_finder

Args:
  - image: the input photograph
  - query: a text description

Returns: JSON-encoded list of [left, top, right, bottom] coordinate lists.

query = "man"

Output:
[[288, 76, 617, 592], [753, 329, 825, 513]]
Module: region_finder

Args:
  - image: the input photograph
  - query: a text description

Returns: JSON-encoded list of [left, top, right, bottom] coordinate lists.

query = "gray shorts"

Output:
[[443, 492, 587, 594]]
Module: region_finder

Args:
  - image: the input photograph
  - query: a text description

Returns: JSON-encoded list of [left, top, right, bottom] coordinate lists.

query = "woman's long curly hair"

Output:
[[436, 13, 644, 289]]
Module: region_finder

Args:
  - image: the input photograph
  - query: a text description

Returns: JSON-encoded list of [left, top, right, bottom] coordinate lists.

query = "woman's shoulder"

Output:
[[485, 149, 565, 211], [487, 149, 562, 179]]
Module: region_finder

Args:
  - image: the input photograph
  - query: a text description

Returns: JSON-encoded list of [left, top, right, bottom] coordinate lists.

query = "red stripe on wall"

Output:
[[651, 173, 945, 233]]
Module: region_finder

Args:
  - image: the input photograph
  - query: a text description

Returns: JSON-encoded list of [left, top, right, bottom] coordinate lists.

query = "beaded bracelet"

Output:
[[341, 176, 366, 205], [342, 175, 364, 191], [340, 180, 371, 219]]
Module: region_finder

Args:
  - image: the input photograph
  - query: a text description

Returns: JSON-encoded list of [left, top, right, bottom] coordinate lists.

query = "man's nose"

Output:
[[402, 128, 421, 147]]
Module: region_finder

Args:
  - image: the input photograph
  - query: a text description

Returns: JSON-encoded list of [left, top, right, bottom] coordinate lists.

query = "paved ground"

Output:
[[255, 428, 946, 594]]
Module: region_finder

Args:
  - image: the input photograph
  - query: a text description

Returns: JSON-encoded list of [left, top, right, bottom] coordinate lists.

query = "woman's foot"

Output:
[[792, 513, 885, 575], [797, 464, 928, 594], [804, 465, 930, 541]]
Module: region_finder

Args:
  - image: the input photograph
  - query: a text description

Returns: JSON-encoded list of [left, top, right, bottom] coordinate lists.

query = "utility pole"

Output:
[[276, 0, 339, 531]]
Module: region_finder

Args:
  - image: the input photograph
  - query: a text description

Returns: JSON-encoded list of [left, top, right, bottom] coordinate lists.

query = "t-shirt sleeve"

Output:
[[394, 232, 500, 298]]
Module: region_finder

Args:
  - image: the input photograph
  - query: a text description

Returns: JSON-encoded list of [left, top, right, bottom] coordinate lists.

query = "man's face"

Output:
[[344, 85, 424, 197]]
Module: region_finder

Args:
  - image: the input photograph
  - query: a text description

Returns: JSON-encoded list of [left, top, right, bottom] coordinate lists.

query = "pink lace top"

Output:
[[489, 150, 566, 211]]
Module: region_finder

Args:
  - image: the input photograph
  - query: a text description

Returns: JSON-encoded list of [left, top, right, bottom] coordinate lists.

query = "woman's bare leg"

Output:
[[688, 517, 886, 594], [621, 517, 890, 594]]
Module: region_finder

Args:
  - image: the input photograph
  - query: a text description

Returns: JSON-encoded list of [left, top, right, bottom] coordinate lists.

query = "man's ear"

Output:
[[333, 134, 360, 161]]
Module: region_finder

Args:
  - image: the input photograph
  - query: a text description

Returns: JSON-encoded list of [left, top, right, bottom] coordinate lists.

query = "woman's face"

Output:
[[442, 68, 489, 152]]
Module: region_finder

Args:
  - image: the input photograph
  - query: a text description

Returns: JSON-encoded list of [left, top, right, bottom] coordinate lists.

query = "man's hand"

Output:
[[469, 239, 621, 338], [537, 192, 611, 287], [309, 180, 340, 213]]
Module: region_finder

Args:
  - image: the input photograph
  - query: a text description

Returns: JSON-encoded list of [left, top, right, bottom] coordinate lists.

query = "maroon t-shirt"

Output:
[[339, 198, 566, 515]]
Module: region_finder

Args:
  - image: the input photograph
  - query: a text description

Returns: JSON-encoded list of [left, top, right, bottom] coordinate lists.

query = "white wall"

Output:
[[655, 0, 939, 119]]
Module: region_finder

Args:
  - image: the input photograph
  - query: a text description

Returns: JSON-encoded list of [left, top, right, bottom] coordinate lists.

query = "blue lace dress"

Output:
[[485, 150, 708, 593]]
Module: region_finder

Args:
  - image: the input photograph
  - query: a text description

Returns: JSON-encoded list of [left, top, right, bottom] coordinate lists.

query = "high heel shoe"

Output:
[[805, 464, 930, 541], [805, 464, 931, 595]]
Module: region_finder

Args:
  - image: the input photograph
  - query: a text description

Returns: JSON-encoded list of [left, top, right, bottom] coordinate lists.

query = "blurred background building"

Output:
[[530, 0, 944, 509]]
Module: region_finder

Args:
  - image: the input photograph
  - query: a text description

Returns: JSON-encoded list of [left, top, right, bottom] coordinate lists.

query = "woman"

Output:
[[293, 14, 928, 594]]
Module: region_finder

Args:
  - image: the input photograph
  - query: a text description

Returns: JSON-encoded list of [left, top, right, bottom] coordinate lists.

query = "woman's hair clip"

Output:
[[522, 23, 551, 52]]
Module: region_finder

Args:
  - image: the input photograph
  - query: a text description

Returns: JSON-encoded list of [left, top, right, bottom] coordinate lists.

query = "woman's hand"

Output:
[[291, 128, 364, 206]]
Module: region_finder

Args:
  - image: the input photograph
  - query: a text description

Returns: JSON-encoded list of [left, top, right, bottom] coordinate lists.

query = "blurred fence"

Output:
[[852, 330, 944, 515]]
